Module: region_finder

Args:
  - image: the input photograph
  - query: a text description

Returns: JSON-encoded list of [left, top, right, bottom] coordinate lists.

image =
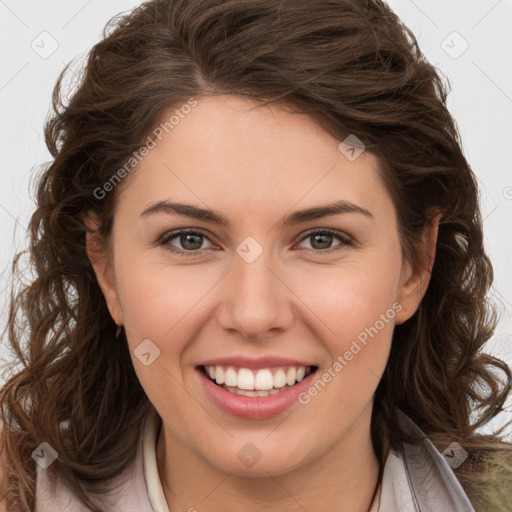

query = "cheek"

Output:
[[291, 247, 402, 397], [113, 256, 207, 423], [293, 253, 402, 342], [114, 248, 215, 347], [304, 276, 397, 381]]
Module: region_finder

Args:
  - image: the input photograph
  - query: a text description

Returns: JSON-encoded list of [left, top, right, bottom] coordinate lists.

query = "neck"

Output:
[[156, 404, 380, 512]]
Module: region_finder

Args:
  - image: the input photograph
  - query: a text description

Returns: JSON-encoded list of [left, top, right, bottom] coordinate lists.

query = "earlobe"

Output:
[[83, 213, 124, 326], [395, 212, 441, 325]]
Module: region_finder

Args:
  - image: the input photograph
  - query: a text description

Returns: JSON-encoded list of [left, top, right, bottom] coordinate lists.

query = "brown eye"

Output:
[[298, 229, 352, 252], [160, 230, 214, 255], [177, 233, 204, 251]]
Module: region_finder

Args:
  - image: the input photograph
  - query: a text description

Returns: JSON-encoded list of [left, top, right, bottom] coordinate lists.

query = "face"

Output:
[[87, 95, 435, 478]]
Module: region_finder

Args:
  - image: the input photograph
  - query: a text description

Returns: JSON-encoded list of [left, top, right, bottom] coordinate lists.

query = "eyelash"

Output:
[[158, 228, 353, 257]]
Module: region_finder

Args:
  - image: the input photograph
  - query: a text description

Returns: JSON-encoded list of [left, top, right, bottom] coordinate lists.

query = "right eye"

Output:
[[160, 229, 215, 256]]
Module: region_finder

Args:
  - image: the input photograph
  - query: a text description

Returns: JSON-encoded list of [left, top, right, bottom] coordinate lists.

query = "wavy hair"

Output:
[[1, 0, 511, 510]]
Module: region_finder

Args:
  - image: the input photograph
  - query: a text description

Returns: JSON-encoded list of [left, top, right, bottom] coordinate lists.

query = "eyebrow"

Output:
[[139, 199, 373, 227]]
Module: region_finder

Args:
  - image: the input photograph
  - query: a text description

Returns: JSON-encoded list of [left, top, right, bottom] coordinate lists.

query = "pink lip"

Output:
[[198, 356, 314, 369], [197, 367, 317, 420]]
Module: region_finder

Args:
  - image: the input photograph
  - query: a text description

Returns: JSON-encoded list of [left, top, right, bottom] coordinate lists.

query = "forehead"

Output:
[[116, 95, 392, 221]]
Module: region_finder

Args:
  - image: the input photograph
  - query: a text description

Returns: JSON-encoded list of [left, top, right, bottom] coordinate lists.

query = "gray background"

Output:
[[1, 0, 511, 436]]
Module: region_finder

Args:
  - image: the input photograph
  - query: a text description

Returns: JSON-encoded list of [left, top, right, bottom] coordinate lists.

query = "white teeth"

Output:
[[273, 369, 287, 388], [204, 365, 313, 391], [226, 384, 294, 397], [224, 367, 238, 387], [215, 366, 225, 385], [236, 389, 256, 397], [237, 368, 255, 390], [285, 368, 296, 386], [254, 369, 274, 390]]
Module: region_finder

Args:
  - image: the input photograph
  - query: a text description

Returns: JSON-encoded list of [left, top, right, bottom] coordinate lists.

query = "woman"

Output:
[[1, 0, 511, 510]]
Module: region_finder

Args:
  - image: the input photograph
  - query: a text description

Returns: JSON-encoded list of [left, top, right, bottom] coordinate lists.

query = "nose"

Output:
[[216, 246, 294, 341]]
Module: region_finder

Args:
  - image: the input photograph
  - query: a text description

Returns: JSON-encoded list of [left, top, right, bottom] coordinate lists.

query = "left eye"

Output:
[[297, 229, 351, 251]]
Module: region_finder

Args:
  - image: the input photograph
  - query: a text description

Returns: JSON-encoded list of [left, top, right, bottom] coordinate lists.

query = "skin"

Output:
[[86, 95, 439, 512]]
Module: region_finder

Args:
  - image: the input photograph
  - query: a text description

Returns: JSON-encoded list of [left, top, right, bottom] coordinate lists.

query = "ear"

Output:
[[84, 212, 124, 326], [394, 211, 442, 325]]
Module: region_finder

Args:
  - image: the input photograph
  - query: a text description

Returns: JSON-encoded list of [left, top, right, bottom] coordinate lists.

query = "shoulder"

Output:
[[394, 411, 476, 510], [406, 414, 512, 511], [34, 424, 152, 512], [0, 420, 6, 511], [457, 445, 512, 512]]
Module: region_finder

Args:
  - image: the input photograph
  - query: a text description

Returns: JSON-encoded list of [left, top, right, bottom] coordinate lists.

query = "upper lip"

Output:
[[198, 356, 316, 370]]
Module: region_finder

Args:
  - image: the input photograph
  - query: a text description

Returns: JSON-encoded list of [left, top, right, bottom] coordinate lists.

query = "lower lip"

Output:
[[198, 368, 316, 420]]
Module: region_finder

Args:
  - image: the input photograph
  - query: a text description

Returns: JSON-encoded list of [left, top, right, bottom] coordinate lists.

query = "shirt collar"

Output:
[[142, 411, 170, 512]]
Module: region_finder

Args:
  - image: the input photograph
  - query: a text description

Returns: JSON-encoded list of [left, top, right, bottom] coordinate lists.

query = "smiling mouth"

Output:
[[199, 365, 318, 397]]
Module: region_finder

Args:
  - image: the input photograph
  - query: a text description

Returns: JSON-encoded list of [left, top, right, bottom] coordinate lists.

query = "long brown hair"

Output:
[[1, 0, 511, 510]]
